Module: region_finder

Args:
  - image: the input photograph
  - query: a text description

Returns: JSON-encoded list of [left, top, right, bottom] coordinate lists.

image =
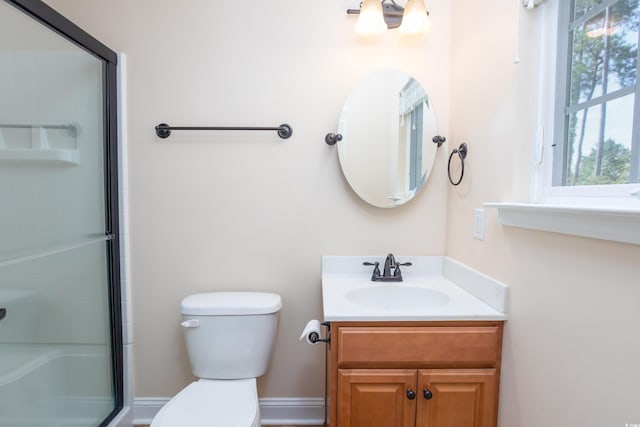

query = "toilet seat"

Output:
[[150, 379, 260, 427]]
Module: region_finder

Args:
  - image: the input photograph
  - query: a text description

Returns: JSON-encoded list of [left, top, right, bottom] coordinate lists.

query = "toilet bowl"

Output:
[[150, 291, 282, 427], [150, 379, 260, 427]]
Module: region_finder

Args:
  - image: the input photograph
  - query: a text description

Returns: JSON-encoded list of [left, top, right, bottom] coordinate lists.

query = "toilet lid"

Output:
[[181, 292, 282, 316], [151, 379, 260, 427]]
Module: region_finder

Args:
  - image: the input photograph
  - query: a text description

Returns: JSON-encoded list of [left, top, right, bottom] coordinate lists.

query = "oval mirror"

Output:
[[336, 69, 440, 208]]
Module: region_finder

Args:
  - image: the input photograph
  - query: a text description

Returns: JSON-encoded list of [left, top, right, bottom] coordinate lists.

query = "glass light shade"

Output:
[[355, 0, 387, 36], [399, 0, 431, 36]]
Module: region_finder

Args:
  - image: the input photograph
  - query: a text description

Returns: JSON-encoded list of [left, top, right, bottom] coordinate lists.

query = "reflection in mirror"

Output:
[[336, 69, 439, 208]]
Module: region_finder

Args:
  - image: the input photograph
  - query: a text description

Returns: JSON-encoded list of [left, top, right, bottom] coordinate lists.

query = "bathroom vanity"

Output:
[[321, 256, 508, 427], [326, 320, 503, 426]]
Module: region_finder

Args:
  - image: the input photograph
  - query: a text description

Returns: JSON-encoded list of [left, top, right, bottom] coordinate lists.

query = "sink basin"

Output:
[[346, 285, 450, 310], [321, 256, 508, 321]]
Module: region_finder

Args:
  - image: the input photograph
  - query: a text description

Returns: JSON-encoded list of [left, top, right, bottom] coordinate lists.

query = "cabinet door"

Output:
[[338, 369, 417, 427], [417, 369, 498, 427]]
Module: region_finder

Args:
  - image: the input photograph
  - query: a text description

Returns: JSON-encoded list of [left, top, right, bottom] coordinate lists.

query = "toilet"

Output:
[[151, 291, 282, 427]]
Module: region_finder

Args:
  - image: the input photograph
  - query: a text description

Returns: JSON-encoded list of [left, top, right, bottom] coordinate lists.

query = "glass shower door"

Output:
[[0, 1, 120, 426]]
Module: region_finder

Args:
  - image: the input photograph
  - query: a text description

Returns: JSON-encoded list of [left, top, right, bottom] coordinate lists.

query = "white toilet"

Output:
[[151, 291, 282, 427]]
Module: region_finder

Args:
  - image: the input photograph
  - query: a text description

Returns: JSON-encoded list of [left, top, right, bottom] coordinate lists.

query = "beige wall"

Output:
[[43, 0, 452, 399], [448, 2, 640, 426]]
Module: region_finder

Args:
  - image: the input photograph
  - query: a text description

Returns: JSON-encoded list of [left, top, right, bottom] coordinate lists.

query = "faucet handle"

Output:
[[363, 261, 380, 272], [393, 262, 412, 277], [363, 261, 381, 281]]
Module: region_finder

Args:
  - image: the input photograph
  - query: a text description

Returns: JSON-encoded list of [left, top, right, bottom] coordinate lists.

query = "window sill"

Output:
[[483, 203, 640, 246]]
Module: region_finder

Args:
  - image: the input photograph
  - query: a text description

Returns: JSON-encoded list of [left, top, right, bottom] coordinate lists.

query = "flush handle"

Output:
[[407, 389, 416, 400], [180, 319, 199, 328], [0, 308, 6, 321]]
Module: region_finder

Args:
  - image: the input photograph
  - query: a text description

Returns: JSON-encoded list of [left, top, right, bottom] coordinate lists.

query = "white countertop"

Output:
[[322, 256, 508, 322]]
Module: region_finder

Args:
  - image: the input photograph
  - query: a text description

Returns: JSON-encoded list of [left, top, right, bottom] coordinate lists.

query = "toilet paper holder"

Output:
[[308, 322, 331, 344]]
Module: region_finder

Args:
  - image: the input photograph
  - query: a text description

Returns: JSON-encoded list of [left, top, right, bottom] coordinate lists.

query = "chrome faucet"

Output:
[[363, 253, 412, 282]]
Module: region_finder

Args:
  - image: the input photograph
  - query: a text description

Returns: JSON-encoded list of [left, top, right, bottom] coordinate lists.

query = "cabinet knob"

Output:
[[423, 388, 433, 400], [407, 389, 416, 400]]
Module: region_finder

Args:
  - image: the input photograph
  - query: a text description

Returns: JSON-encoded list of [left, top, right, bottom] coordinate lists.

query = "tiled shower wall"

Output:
[[0, 50, 109, 345]]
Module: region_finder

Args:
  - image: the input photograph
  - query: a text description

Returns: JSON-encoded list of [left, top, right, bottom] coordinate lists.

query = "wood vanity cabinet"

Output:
[[325, 321, 504, 427]]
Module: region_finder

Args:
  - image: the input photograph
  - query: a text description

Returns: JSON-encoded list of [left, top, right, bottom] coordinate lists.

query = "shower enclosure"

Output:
[[0, 1, 122, 426]]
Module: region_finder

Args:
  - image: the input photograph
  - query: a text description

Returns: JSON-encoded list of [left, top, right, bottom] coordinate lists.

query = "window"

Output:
[[551, 0, 640, 194], [485, 0, 640, 245]]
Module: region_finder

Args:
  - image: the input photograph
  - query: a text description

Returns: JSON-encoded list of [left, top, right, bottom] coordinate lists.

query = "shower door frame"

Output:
[[3, 0, 124, 425]]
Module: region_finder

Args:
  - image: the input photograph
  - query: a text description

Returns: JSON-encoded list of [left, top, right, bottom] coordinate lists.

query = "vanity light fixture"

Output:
[[347, 0, 431, 36], [353, 0, 388, 36], [399, 0, 431, 36]]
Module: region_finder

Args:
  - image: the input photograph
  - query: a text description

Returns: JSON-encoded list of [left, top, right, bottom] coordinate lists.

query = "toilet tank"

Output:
[[180, 292, 282, 380]]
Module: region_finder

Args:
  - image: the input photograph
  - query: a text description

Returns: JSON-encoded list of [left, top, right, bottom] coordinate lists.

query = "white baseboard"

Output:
[[131, 398, 164, 425], [130, 397, 325, 426], [259, 398, 325, 425]]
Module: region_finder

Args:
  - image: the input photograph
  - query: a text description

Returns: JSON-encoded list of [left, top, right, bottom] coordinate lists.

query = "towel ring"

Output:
[[448, 143, 468, 186]]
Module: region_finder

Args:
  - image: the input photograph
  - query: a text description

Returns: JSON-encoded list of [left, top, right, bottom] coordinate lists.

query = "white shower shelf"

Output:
[[0, 123, 80, 166], [0, 148, 80, 166]]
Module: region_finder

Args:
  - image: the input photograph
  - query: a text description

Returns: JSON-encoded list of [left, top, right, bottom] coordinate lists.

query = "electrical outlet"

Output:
[[473, 208, 485, 240]]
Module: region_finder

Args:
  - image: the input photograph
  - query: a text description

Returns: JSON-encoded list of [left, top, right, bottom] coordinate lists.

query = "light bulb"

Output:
[[399, 0, 431, 36], [355, 0, 387, 36]]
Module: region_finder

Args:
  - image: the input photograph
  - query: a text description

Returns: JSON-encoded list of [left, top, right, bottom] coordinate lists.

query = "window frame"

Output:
[[485, 0, 640, 246], [533, 0, 640, 209]]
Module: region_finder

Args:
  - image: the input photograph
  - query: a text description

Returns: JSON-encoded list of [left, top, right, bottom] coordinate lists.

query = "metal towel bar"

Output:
[[155, 123, 293, 140]]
